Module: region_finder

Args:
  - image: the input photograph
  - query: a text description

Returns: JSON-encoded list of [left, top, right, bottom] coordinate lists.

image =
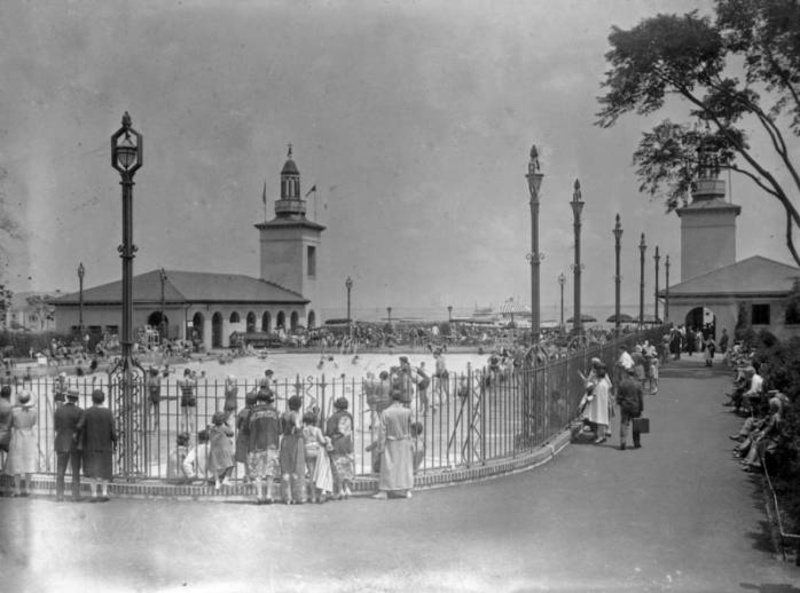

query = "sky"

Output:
[[0, 0, 795, 320]]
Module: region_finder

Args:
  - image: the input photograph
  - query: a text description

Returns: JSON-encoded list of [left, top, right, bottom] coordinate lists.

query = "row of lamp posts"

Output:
[[526, 144, 671, 345]]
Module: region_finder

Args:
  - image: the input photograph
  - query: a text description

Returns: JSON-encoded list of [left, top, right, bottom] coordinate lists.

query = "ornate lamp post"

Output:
[[613, 214, 623, 334], [557, 272, 566, 334], [77, 262, 85, 335], [639, 233, 647, 327], [570, 179, 585, 336], [654, 246, 661, 323], [345, 277, 353, 322], [447, 305, 452, 324], [525, 144, 544, 345], [159, 268, 167, 339], [110, 111, 144, 479], [665, 255, 671, 323]]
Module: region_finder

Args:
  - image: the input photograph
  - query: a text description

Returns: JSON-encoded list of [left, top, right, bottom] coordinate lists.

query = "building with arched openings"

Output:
[[52, 147, 325, 351], [661, 146, 800, 341]]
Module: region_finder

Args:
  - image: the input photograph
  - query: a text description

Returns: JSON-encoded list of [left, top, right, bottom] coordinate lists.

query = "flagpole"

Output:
[[262, 180, 267, 223]]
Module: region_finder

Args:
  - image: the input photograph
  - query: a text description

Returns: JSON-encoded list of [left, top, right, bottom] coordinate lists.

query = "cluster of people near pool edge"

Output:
[[578, 341, 657, 450], [0, 352, 441, 503]]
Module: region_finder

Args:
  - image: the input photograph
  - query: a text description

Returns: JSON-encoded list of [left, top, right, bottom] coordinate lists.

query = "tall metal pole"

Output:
[[639, 233, 647, 327], [387, 306, 392, 326], [525, 144, 544, 345], [345, 277, 353, 322], [665, 255, 671, 323], [654, 246, 661, 323], [447, 305, 452, 324], [78, 262, 85, 335], [159, 268, 167, 339], [570, 179, 584, 336], [111, 112, 143, 479], [613, 214, 623, 335], [558, 272, 566, 334]]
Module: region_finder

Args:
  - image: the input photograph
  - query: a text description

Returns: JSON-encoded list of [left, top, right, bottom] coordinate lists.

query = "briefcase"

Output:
[[632, 417, 650, 434]]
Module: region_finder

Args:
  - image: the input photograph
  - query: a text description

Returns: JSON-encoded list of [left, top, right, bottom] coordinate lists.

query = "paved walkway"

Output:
[[2, 356, 799, 592]]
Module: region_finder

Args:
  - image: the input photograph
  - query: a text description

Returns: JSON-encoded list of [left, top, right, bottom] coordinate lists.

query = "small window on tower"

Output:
[[307, 246, 316, 277]]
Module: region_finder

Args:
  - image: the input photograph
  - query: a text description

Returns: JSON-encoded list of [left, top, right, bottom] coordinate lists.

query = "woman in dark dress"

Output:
[[79, 389, 117, 502]]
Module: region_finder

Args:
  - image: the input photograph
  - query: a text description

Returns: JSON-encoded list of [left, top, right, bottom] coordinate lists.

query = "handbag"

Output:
[[632, 417, 650, 434]]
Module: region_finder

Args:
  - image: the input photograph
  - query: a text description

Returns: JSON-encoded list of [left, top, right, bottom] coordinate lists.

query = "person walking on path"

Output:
[[54, 387, 84, 501], [616, 368, 644, 451], [7, 390, 37, 497], [0, 385, 13, 473], [719, 328, 729, 356], [372, 388, 414, 500], [79, 389, 117, 502]]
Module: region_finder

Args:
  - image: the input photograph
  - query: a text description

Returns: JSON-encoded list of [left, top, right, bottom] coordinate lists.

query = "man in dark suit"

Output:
[[54, 387, 84, 501]]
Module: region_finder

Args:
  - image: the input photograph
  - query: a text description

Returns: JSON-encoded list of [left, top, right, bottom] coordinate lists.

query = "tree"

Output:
[[596, 0, 800, 265]]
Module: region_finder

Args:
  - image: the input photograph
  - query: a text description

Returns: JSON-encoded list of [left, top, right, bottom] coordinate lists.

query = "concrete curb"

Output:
[[0, 426, 576, 503]]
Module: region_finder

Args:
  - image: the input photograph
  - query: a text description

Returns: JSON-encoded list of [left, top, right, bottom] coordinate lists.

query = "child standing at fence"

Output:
[[280, 395, 306, 504], [166, 432, 191, 484], [302, 411, 333, 503], [235, 391, 257, 482], [326, 397, 355, 500], [208, 411, 234, 490], [183, 429, 211, 484]]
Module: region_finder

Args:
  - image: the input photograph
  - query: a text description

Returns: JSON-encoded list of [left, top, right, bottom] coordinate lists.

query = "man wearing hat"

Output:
[[616, 368, 644, 451], [54, 387, 84, 501]]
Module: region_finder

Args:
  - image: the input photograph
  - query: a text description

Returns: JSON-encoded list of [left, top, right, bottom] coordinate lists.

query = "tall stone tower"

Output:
[[255, 145, 325, 324], [676, 146, 741, 281]]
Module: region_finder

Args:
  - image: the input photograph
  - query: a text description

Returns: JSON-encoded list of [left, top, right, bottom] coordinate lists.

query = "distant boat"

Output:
[[472, 305, 495, 318]]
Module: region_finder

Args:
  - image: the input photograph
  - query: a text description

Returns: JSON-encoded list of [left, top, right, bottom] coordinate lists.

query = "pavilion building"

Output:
[[662, 147, 800, 340], [51, 147, 325, 351]]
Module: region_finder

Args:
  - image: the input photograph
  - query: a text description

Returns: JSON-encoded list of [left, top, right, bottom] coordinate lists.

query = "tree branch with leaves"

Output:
[[596, 0, 800, 267]]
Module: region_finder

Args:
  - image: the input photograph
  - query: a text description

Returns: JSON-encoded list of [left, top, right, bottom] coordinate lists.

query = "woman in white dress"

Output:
[[7, 390, 38, 496], [586, 364, 611, 444]]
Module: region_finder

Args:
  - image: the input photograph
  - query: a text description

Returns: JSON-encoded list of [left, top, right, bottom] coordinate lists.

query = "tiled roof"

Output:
[[662, 256, 800, 297], [51, 270, 308, 306]]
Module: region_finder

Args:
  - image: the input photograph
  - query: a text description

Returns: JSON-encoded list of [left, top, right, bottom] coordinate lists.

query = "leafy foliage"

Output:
[[597, 0, 800, 265]]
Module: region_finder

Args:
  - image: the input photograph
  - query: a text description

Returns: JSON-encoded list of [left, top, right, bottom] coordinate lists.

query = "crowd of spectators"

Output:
[[724, 340, 790, 475]]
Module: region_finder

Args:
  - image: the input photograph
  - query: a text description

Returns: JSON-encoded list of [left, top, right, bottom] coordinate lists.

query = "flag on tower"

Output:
[[262, 181, 267, 204], [305, 184, 317, 198]]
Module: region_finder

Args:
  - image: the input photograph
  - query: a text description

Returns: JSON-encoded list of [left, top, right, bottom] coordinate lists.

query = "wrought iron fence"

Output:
[[9, 326, 669, 483]]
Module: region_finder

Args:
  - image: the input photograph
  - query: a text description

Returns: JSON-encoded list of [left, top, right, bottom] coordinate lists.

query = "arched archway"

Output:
[[276, 311, 286, 330], [290, 311, 299, 331], [191, 312, 205, 344], [246, 312, 257, 333], [685, 306, 716, 340], [307, 310, 316, 328], [212, 312, 223, 348], [262, 311, 271, 333]]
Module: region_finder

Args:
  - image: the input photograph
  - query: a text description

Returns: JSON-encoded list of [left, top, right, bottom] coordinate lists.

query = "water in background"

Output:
[[324, 303, 658, 325]]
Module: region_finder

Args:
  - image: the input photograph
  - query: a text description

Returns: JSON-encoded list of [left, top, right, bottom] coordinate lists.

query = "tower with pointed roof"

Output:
[[255, 146, 325, 327], [676, 145, 741, 281]]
